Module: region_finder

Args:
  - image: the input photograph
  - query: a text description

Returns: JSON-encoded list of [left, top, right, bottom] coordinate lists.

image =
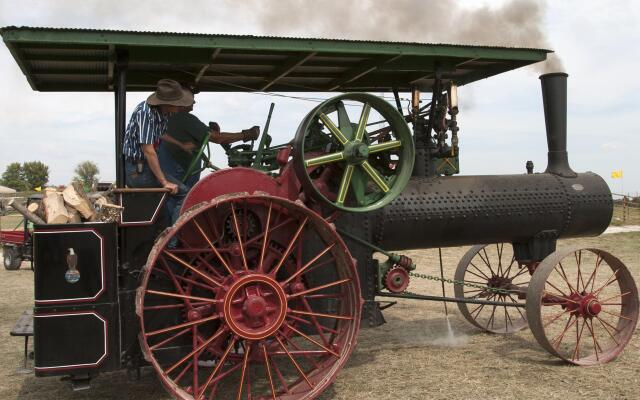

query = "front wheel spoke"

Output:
[[318, 113, 348, 145], [304, 151, 345, 167], [555, 263, 577, 293], [599, 291, 631, 304], [542, 310, 569, 328], [476, 251, 496, 277], [600, 309, 634, 321], [150, 327, 191, 351], [468, 262, 491, 279], [336, 165, 354, 205], [466, 270, 490, 283], [545, 281, 571, 299], [485, 306, 498, 329], [587, 255, 604, 292], [192, 219, 234, 276], [594, 269, 620, 295], [262, 344, 278, 400], [284, 323, 340, 357], [572, 318, 586, 360], [165, 328, 227, 375], [271, 217, 308, 276], [290, 309, 353, 321], [283, 335, 321, 369], [275, 336, 314, 389], [595, 316, 620, 344], [200, 337, 237, 397], [283, 243, 335, 285], [585, 319, 602, 361], [360, 161, 389, 192], [259, 202, 273, 272], [230, 203, 249, 271], [146, 315, 219, 337], [506, 294, 527, 320], [144, 301, 210, 311], [146, 289, 219, 304], [354, 103, 371, 142], [368, 140, 401, 154], [288, 278, 351, 298], [236, 343, 252, 400], [551, 315, 576, 350]]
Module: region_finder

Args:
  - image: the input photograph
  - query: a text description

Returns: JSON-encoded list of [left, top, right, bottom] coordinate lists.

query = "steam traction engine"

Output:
[[2, 27, 637, 400]]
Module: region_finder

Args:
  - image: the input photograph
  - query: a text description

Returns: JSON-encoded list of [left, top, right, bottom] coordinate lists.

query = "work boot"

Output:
[[242, 126, 260, 141]]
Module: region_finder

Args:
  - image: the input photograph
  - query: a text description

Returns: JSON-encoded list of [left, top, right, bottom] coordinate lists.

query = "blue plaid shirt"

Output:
[[123, 101, 168, 162]]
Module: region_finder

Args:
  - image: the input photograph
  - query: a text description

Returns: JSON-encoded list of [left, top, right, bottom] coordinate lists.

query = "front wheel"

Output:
[[526, 246, 639, 365], [3, 247, 22, 270], [453, 243, 529, 334]]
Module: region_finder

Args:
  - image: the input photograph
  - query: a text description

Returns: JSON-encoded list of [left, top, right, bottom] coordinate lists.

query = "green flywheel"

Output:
[[292, 93, 414, 213]]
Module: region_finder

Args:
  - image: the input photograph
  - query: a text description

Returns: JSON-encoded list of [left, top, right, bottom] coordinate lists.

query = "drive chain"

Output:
[[407, 271, 511, 295]]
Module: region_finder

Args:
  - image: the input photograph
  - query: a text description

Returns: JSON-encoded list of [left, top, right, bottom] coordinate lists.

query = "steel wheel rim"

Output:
[[138, 193, 362, 399], [453, 243, 529, 334], [292, 93, 414, 213], [526, 246, 639, 365]]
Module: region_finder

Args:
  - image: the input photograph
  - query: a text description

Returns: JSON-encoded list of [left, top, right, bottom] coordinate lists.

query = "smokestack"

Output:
[[540, 72, 576, 178]]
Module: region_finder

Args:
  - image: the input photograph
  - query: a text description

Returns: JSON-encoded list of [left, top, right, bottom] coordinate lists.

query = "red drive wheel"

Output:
[[137, 193, 362, 399], [527, 246, 639, 365]]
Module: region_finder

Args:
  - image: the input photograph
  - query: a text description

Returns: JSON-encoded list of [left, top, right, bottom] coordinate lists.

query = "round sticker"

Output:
[[65, 269, 81, 284]]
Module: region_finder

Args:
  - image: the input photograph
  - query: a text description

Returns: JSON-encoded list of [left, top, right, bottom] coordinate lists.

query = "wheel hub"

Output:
[[222, 274, 287, 340], [565, 292, 601, 318], [343, 142, 370, 164], [487, 276, 512, 289]]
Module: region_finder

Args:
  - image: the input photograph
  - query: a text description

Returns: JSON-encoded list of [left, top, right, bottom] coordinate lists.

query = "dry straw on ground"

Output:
[[0, 232, 638, 399]]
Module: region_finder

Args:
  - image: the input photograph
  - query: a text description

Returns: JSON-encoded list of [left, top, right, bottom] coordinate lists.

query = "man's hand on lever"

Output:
[[208, 122, 259, 145], [242, 126, 260, 142], [161, 179, 179, 195]]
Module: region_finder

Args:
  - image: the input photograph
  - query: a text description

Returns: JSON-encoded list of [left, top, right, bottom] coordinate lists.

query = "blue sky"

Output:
[[0, 0, 638, 196]]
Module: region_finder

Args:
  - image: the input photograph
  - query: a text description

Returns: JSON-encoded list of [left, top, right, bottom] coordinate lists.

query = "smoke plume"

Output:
[[248, 0, 563, 73]]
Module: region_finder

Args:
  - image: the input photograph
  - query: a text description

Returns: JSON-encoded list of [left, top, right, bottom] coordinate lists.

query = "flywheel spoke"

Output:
[[336, 165, 354, 205], [354, 103, 371, 142], [304, 151, 345, 167], [318, 113, 348, 145], [360, 161, 389, 192], [368, 140, 401, 154]]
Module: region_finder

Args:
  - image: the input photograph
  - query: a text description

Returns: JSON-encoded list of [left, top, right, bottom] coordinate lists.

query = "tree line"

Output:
[[0, 161, 100, 191]]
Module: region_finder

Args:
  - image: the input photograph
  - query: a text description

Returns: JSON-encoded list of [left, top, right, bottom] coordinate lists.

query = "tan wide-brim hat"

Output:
[[147, 79, 194, 107]]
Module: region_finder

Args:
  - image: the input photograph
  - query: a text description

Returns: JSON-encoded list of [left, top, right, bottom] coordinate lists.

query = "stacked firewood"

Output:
[[8, 183, 123, 225]]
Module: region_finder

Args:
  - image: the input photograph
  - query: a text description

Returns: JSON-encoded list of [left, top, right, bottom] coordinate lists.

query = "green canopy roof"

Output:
[[1, 26, 550, 93]]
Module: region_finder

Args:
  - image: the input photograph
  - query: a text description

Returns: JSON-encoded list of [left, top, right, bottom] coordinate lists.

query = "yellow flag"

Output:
[[34, 186, 42, 192], [611, 170, 623, 179]]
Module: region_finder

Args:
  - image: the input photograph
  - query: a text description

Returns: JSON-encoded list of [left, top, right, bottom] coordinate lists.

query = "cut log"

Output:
[[28, 201, 46, 221], [94, 196, 108, 207], [8, 199, 46, 225], [66, 206, 82, 223], [62, 183, 96, 221], [43, 192, 70, 224]]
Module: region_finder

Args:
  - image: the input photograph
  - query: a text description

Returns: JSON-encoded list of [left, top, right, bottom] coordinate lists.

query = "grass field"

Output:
[[611, 204, 640, 226], [0, 214, 25, 231], [0, 232, 638, 399]]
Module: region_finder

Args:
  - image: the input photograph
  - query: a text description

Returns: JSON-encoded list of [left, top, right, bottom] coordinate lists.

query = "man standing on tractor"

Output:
[[157, 90, 259, 225], [122, 79, 192, 195]]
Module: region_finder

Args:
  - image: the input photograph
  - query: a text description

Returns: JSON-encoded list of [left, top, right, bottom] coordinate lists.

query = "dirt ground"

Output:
[[0, 231, 638, 400]]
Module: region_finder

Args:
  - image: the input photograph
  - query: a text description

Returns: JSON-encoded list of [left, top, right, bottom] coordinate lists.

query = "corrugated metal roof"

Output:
[[1, 26, 550, 93]]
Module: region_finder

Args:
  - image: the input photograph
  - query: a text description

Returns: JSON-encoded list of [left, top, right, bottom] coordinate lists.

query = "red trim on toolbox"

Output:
[[34, 228, 106, 304], [34, 311, 108, 371], [118, 193, 166, 226]]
